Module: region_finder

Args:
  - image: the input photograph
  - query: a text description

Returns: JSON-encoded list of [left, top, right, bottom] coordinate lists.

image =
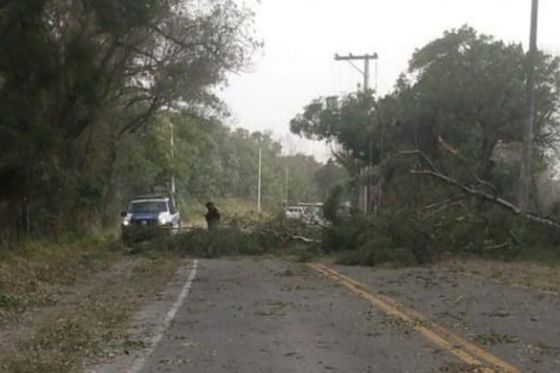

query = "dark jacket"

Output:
[[205, 206, 221, 229]]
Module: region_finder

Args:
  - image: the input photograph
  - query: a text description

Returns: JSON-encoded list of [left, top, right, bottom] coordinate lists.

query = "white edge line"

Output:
[[128, 259, 199, 373]]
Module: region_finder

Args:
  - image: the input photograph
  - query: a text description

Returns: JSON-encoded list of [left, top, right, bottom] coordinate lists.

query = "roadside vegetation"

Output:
[[0, 0, 343, 249], [0, 236, 120, 325], [320, 188, 560, 267], [289, 26, 560, 268], [0, 235, 184, 372]]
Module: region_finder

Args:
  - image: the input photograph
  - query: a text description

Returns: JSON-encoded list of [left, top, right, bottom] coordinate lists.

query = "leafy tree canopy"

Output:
[[291, 26, 560, 188]]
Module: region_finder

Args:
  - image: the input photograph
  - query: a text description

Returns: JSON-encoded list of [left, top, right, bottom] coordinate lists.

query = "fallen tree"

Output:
[[402, 149, 560, 230]]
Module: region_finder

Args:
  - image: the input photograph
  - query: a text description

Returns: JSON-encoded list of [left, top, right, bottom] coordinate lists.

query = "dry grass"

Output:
[[181, 198, 271, 227], [0, 256, 181, 372], [0, 237, 184, 372], [440, 258, 560, 296], [0, 236, 120, 325]]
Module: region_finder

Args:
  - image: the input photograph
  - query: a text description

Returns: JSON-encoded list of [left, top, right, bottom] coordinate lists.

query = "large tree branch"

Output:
[[150, 24, 208, 51], [118, 96, 161, 137], [400, 149, 440, 173], [411, 169, 560, 230]]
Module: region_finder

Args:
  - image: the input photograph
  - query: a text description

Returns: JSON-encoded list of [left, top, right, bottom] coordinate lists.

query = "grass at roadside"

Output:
[[1, 255, 181, 372], [0, 235, 181, 367], [0, 234, 184, 372], [0, 235, 121, 325], [179, 198, 264, 226]]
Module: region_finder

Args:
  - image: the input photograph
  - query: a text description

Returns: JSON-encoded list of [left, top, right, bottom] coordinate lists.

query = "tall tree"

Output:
[[0, 0, 259, 238]]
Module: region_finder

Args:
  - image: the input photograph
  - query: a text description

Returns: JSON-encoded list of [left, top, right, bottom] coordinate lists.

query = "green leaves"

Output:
[[90, 0, 162, 32], [290, 91, 381, 164], [0, 0, 260, 240]]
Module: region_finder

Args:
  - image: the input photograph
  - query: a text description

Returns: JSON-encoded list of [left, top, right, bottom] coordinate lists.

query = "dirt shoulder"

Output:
[[0, 238, 184, 372], [438, 258, 560, 296]]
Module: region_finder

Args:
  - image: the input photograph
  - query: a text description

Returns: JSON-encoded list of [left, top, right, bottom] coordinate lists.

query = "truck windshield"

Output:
[[130, 201, 167, 213]]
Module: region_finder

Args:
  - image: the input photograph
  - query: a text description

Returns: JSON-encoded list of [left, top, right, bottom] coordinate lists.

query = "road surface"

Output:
[[93, 258, 560, 373]]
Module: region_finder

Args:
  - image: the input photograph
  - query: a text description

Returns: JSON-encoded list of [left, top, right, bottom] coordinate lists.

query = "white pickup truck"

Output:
[[121, 194, 181, 244], [285, 206, 306, 220]]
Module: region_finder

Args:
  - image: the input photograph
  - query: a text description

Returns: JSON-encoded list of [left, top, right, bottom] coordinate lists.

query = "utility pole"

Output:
[[285, 166, 289, 207], [257, 148, 262, 213], [334, 52, 378, 213], [169, 121, 176, 195], [518, 0, 539, 211], [334, 53, 378, 91]]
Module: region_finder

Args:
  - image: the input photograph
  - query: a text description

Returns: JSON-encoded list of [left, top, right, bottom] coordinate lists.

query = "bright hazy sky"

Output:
[[220, 0, 560, 162]]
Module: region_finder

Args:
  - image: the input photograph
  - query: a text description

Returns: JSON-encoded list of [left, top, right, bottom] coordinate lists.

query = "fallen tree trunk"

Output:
[[411, 169, 560, 230]]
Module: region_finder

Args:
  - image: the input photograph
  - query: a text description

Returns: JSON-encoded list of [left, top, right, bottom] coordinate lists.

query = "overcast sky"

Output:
[[219, 0, 560, 162]]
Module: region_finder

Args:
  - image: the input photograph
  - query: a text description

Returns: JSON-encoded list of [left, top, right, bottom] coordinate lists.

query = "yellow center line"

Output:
[[309, 262, 520, 373]]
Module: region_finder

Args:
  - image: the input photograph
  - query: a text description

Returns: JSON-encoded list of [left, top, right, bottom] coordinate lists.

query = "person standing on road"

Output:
[[205, 201, 221, 230]]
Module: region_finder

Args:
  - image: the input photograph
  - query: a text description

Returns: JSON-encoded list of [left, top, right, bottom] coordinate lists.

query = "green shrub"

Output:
[[327, 209, 437, 267]]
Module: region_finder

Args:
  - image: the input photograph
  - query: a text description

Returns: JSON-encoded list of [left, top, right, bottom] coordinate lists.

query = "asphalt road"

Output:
[[93, 258, 560, 373]]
